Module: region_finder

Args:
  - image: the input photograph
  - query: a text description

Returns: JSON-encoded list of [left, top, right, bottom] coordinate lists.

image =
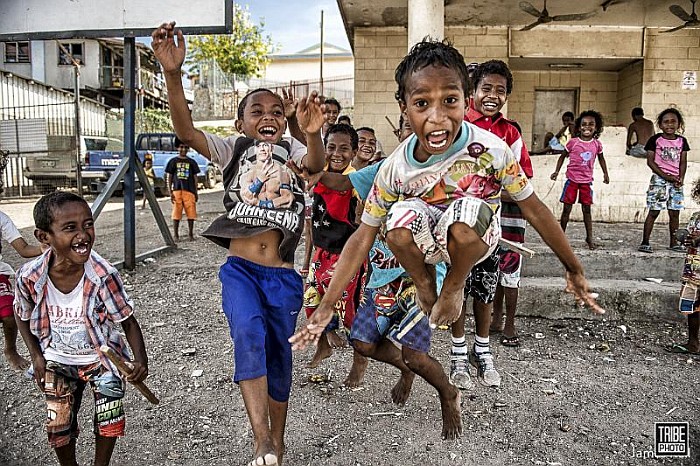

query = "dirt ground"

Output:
[[1, 189, 699, 466]]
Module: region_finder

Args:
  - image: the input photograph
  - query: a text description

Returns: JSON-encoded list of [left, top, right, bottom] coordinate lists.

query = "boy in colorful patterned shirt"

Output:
[[14, 192, 148, 466], [291, 38, 603, 440]]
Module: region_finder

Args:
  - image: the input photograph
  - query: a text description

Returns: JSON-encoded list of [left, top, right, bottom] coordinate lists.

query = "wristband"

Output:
[[259, 200, 274, 209], [248, 177, 264, 194]]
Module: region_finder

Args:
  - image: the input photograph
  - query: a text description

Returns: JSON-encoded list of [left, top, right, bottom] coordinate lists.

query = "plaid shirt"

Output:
[[14, 249, 134, 376]]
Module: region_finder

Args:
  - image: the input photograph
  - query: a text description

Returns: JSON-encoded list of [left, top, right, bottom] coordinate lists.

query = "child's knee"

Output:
[[386, 227, 415, 249], [352, 340, 376, 357], [402, 346, 429, 370], [648, 210, 661, 219], [447, 222, 481, 247]]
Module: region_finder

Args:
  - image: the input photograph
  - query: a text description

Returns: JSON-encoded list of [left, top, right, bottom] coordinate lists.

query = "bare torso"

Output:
[[227, 230, 290, 268], [630, 118, 655, 147]]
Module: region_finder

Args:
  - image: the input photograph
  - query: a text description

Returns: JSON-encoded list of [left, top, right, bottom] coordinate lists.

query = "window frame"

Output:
[[58, 42, 84, 66], [4, 41, 30, 64]]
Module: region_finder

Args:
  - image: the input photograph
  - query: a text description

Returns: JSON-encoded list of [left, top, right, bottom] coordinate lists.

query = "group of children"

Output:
[[0, 20, 696, 466]]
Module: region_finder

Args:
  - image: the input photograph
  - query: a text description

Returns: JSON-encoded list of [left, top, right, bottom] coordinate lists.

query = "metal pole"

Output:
[[123, 37, 136, 270], [320, 10, 324, 95], [74, 65, 82, 196]]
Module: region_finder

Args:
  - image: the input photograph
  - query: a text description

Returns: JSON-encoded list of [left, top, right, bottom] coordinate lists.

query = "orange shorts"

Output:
[[172, 190, 197, 220]]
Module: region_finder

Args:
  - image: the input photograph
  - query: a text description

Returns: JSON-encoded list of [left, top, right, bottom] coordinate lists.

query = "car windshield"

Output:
[[84, 138, 108, 151]]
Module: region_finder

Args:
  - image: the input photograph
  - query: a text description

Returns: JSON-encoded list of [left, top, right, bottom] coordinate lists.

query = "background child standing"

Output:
[[165, 137, 200, 241], [0, 210, 42, 370], [672, 177, 700, 355], [550, 110, 610, 249], [639, 108, 690, 253]]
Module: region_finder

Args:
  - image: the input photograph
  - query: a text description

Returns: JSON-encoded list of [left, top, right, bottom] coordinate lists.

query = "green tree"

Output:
[[186, 4, 274, 77]]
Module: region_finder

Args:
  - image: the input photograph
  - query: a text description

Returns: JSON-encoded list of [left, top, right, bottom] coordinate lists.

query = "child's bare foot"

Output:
[[490, 312, 504, 333], [586, 239, 600, 250], [326, 330, 346, 349], [4, 349, 29, 370], [391, 372, 415, 406], [307, 335, 332, 368], [430, 287, 464, 328], [343, 351, 368, 388], [251, 439, 278, 466], [440, 385, 462, 440], [188, 235, 195, 241]]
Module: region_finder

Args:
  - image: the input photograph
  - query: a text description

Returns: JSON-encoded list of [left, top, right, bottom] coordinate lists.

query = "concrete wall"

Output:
[[42, 40, 101, 91], [263, 57, 353, 83], [352, 26, 700, 223]]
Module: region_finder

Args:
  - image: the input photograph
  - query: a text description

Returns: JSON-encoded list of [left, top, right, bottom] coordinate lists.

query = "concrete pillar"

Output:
[[408, 0, 444, 50]]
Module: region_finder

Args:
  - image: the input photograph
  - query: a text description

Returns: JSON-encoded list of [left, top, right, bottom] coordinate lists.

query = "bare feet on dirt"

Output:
[[430, 287, 464, 327], [440, 386, 462, 440], [4, 350, 29, 370], [391, 372, 415, 406], [251, 439, 278, 466], [343, 351, 368, 388]]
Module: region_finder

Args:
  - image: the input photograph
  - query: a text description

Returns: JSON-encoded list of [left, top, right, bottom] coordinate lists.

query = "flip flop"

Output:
[[638, 244, 653, 253], [668, 245, 686, 253], [665, 343, 700, 355], [500, 335, 520, 347]]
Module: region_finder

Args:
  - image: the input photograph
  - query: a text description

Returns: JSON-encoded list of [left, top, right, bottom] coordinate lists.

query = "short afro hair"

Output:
[[471, 60, 513, 95], [324, 123, 359, 150], [574, 110, 604, 139], [394, 38, 469, 103], [34, 191, 89, 232]]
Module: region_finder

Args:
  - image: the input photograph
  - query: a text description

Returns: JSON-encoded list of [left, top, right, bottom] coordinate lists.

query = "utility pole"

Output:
[[320, 10, 324, 95], [57, 41, 82, 196]]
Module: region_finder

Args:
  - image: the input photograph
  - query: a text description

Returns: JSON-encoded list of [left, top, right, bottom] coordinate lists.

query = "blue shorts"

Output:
[[219, 256, 303, 402], [350, 279, 432, 353]]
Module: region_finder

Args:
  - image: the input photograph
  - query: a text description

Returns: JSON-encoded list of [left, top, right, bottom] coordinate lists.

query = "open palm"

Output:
[[296, 91, 325, 134], [151, 22, 186, 73]]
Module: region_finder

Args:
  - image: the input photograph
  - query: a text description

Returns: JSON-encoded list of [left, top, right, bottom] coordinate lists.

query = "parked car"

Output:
[[23, 135, 123, 193]]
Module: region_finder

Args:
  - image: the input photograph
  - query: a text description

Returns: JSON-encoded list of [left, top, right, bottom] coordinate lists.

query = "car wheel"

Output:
[[204, 167, 217, 189]]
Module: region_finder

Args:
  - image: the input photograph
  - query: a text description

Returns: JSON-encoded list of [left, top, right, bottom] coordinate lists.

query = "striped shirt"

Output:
[[14, 249, 134, 375]]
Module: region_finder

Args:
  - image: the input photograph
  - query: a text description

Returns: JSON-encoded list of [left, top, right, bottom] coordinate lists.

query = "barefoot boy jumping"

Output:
[[153, 21, 326, 466], [15, 192, 148, 466], [291, 39, 604, 439]]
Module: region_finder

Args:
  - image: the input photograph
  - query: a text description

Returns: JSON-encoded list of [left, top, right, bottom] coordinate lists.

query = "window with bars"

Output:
[[58, 43, 84, 65], [4, 41, 30, 63]]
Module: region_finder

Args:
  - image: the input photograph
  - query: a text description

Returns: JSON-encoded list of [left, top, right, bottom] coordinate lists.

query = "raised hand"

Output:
[[281, 87, 298, 120], [296, 91, 326, 135], [151, 21, 186, 73]]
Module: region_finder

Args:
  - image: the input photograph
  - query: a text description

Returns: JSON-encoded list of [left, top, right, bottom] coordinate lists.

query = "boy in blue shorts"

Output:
[[15, 192, 148, 466], [291, 38, 603, 440], [153, 21, 326, 466]]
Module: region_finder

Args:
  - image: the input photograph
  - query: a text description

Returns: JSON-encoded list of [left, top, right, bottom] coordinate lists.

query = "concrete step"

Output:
[[514, 277, 683, 323]]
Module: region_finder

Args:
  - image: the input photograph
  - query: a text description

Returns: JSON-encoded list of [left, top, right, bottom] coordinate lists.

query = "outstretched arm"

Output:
[[10, 237, 42, 258], [295, 91, 326, 174], [152, 22, 210, 158], [550, 152, 567, 180], [516, 194, 604, 315], [290, 222, 379, 350]]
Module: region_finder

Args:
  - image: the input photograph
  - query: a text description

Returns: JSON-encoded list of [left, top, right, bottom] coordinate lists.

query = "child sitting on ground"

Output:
[[672, 177, 700, 355], [291, 38, 603, 441], [0, 210, 43, 370], [550, 110, 610, 249], [14, 192, 148, 466], [639, 108, 690, 253], [303, 124, 368, 386], [152, 21, 326, 466]]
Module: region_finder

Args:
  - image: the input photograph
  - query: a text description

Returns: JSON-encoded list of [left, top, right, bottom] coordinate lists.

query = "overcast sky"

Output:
[[244, 1, 351, 54]]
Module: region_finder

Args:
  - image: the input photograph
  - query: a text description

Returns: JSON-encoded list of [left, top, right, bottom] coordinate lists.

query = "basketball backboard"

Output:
[[0, 0, 232, 40]]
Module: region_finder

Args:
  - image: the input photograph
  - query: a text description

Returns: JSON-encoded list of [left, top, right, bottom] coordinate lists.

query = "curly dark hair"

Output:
[[656, 107, 685, 134], [574, 110, 604, 139], [324, 98, 342, 113], [471, 60, 513, 95], [394, 38, 469, 103], [324, 123, 359, 150], [237, 88, 284, 120], [34, 192, 89, 232]]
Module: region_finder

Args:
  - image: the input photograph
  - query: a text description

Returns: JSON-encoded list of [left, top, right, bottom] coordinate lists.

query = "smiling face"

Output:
[[578, 116, 597, 140], [325, 103, 340, 125], [472, 73, 508, 118], [256, 142, 272, 162], [236, 91, 286, 143], [356, 129, 377, 163], [400, 65, 468, 162], [325, 132, 356, 173], [41, 201, 95, 265], [660, 112, 680, 137], [177, 143, 189, 158]]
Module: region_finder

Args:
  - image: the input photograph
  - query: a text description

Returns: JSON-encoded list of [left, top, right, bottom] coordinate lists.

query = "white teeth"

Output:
[[428, 139, 448, 149], [429, 130, 447, 136]]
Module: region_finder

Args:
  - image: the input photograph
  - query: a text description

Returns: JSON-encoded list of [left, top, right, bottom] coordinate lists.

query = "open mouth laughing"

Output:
[[72, 240, 91, 256], [426, 130, 450, 151], [258, 126, 278, 139]]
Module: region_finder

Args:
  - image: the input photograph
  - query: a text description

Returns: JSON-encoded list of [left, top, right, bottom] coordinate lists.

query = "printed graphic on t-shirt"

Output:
[[48, 303, 93, 356], [225, 141, 304, 231], [175, 161, 192, 180], [659, 146, 682, 163]]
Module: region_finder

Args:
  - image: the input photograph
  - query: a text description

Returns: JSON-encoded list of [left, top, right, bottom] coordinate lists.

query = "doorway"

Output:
[[531, 89, 578, 152]]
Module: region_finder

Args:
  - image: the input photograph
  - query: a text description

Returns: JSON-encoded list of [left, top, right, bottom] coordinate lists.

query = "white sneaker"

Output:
[[449, 352, 474, 390], [469, 349, 501, 387]]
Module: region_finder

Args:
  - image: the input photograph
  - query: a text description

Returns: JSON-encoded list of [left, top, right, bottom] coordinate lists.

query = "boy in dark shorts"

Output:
[[291, 38, 603, 440], [153, 21, 326, 466], [15, 192, 148, 466]]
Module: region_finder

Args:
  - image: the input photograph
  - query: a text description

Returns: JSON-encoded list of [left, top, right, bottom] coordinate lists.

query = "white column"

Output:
[[407, 0, 445, 51]]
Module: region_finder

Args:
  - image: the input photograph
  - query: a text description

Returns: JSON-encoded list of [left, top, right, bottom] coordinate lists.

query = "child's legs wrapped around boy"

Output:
[[384, 196, 500, 326]]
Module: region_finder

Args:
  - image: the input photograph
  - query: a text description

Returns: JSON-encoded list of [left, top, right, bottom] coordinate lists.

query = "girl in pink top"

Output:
[[639, 108, 690, 253], [550, 110, 610, 249]]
